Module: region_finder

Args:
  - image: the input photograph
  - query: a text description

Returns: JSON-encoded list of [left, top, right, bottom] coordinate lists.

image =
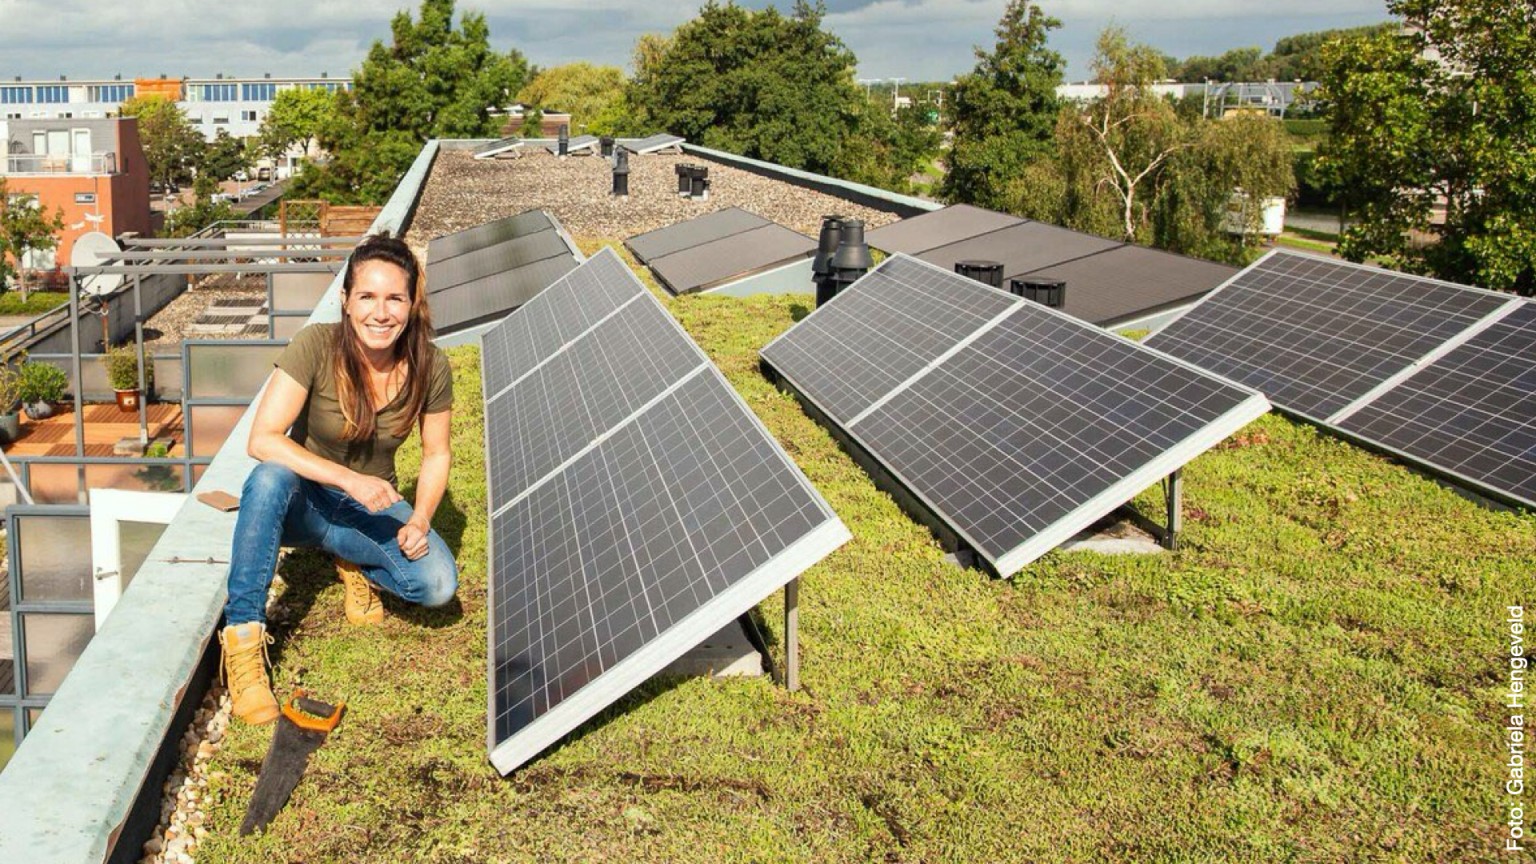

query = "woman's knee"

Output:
[[414, 550, 458, 608], [242, 461, 300, 501]]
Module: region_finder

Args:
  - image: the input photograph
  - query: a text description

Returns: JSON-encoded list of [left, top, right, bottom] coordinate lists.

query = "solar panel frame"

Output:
[[481, 248, 850, 774], [647, 223, 814, 295], [618, 134, 685, 154], [428, 254, 582, 336], [1015, 244, 1237, 327], [545, 135, 599, 155], [762, 254, 1269, 575], [428, 210, 559, 263], [1145, 250, 1516, 423], [624, 207, 770, 264], [427, 228, 572, 292], [473, 137, 526, 159], [913, 221, 1124, 283]]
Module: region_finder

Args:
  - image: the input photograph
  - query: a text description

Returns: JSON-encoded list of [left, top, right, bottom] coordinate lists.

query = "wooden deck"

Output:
[[3, 403, 185, 458]]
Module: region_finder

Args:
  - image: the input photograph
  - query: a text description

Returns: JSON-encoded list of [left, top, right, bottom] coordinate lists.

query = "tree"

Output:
[[516, 63, 628, 135], [1316, 1, 1535, 293], [291, 0, 529, 204], [0, 180, 65, 296], [256, 87, 336, 161], [626, 2, 872, 177], [939, 0, 1063, 209], [1154, 114, 1296, 262], [201, 130, 249, 183], [120, 95, 205, 188]]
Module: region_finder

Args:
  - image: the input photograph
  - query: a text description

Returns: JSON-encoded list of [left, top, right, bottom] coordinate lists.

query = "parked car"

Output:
[[233, 169, 249, 182]]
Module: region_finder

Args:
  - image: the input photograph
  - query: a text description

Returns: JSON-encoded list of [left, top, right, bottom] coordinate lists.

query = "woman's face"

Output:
[[345, 260, 412, 355]]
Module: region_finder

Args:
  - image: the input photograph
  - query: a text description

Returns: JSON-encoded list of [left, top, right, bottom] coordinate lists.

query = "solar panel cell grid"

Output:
[[1145, 252, 1511, 420], [428, 211, 554, 263], [1339, 302, 1536, 506], [759, 255, 1016, 423]]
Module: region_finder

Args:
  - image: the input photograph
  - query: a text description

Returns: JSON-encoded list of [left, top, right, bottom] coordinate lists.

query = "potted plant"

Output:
[[104, 344, 153, 411], [0, 366, 21, 444], [16, 359, 67, 420]]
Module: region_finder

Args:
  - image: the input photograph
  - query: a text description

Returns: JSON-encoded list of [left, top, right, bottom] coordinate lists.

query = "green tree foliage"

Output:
[[256, 87, 337, 161], [939, 0, 1063, 209], [163, 198, 240, 239], [517, 63, 628, 135], [1316, 1, 1535, 293], [627, 2, 869, 176], [201, 130, 249, 183], [0, 180, 65, 295], [1166, 23, 1398, 83], [291, 0, 529, 204], [120, 95, 205, 188]]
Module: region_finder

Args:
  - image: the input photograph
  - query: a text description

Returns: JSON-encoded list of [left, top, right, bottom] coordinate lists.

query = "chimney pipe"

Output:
[[828, 219, 872, 299], [600, 135, 615, 157], [955, 260, 1004, 289], [689, 165, 710, 200], [812, 215, 845, 307], [1011, 277, 1066, 308], [612, 148, 630, 198], [557, 124, 569, 157], [676, 163, 692, 197]]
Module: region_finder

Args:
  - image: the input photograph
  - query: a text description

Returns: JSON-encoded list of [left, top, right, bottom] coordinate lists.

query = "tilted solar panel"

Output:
[[863, 204, 1025, 256], [424, 212, 582, 334], [1337, 302, 1536, 508], [647, 223, 814, 295], [1145, 250, 1511, 422], [429, 255, 581, 336], [625, 207, 769, 264], [482, 247, 849, 774], [761, 254, 1268, 575], [473, 137, 525, 159], [428, 210, 559, 263], [428, 229, 571, 292]]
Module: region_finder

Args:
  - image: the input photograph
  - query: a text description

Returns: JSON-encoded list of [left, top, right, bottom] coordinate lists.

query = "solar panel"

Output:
[[545, 135, 599, 155], [473, 137, 525, 159], [761, 254, 1268, 575], [429, 255, 581, 335], [483, 247, 849, 774], [1337, 301, 1536, 508], [1016, 245, 1237, 326], [1145, 250, 1514, 422], [863, 204, 1025, 256], [647, 224, 814, 295], [915, 221, 1122, 280], [429, 229, 571, 292], [625, 207, 769, 264], [428, 211, 559, 263], [619, 134, 685, 154]]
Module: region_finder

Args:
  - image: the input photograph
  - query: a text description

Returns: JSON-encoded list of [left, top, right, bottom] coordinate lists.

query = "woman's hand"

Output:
[[397, 515, 431, 560], [344, 471, 403, 513]]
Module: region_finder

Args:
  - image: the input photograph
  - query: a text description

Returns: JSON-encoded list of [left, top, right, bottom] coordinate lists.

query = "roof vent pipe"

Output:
[[689, 165, 710, 200], [955, 260, 1004, 289], [557, 124, 569, 157], [828, 219, 872, 299], [676, 163, 691, 197], [1011, 277, 1066, 308], [611, 148, 630, 198], [812, 214, 846, 307], [600, 135, 615, 158]]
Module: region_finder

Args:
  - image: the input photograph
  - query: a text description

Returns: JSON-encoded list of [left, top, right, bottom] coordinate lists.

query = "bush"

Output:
[[104, 343, 154, 392], [16, 360, 67, 404], [0, 366, 20, 412]]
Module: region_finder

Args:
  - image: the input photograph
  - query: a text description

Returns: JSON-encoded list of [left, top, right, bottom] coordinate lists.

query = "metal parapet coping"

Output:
[[0, 141, 442, 863]]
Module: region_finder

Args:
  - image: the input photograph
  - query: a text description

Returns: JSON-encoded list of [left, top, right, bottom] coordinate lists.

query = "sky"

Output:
[[0, 0, 1393, 84]]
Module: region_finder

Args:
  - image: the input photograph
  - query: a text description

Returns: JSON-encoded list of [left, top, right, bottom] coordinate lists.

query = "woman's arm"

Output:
[[396, 408, 451, 561], [247, 368, 402, 512]]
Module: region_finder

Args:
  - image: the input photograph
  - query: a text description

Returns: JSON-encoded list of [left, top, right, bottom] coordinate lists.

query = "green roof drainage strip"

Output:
[[0, 140, 440, 863]]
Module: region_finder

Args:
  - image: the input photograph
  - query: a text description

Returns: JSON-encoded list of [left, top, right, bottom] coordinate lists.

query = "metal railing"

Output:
[[3, 152, 117, 175]]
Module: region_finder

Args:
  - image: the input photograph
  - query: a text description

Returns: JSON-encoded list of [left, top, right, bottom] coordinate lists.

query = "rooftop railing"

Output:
[[3, 152, 118, 175]]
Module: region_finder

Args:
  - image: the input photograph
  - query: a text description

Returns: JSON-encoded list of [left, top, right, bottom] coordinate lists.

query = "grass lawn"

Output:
[[200, 242, 1529, 862], [0, 291, 68, 316]]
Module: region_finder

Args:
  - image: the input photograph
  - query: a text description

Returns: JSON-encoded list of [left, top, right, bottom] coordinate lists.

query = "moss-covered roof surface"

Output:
[[197, 243, 1529, 862]]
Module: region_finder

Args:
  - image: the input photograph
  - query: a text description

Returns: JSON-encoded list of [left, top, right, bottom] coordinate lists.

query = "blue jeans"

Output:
[[223, 462, 459, 626]]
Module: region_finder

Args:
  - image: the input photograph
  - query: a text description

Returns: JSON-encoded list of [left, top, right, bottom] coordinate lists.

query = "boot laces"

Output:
[[222, 629, 273, 694], [344, 567, 381, 614]]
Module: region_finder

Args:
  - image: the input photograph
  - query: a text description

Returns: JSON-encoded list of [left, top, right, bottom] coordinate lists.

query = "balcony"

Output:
[[2, 151, 118, 176]]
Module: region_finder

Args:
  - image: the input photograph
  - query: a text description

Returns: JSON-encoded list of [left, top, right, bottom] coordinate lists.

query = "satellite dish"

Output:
[[71, 231, 124, 296]]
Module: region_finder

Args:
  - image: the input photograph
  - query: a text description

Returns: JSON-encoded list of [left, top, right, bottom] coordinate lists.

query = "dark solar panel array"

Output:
[[425, 211, 582, 334], [545, 135, 599, 155], [1145, 251, 1512, 422], [862, 205, 1236, 326], [761, 254, 1269, 575], [863, 204, 1024, 256], [482, 248, 849, 774], [625, 207, 768, 264], [647, 223, 814, 296], [1338, 303, 1536, 507]]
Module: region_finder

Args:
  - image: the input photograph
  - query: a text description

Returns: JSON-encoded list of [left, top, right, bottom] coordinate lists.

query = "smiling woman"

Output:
[[218, 233, 458, 725]]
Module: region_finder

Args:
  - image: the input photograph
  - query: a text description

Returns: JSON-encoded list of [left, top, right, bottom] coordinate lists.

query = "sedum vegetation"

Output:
[[198, 246, 1528, 862]]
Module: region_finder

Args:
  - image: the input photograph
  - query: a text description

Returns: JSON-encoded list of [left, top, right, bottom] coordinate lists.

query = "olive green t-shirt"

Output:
[[275, 323, 453, 483]]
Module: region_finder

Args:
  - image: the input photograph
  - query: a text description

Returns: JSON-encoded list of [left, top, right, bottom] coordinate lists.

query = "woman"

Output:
[[220, 233, 458, 725]]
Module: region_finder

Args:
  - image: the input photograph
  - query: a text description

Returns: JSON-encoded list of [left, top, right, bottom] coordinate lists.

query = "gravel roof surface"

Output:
[[143, 274, 269, 351], [405, 149, 905, 262]]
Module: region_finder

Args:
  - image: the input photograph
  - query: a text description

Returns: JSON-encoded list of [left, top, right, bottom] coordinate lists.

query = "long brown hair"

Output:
[[332, 233, 436, 441]]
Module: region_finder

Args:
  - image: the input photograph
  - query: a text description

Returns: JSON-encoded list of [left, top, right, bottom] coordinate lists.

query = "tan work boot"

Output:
[[337, 558, 384, 626], [220, 622, 279, 725]]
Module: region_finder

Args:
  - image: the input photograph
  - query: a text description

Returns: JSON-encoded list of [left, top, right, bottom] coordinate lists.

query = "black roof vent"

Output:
[[600, 135, 615, 157], [955, 259, 1004, 289], [557, 124, 569, 157], [812, 215, 846, 306], [1011, 277, 1066, 308], [827, 219, 872, 300], [611, 148, 630, 198], [688, 165, 710, 200]]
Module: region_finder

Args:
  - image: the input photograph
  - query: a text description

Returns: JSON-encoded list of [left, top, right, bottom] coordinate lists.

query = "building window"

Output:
[[36, 85, 68, 104], [212, 114, 229, 125], [200, 83, 237, 102], [241, 110, 258, 122], [4, 112, 19, 120], [241, 82, 278, 101], [87, 84, 134, 102], [0, 86, 32, 104]]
